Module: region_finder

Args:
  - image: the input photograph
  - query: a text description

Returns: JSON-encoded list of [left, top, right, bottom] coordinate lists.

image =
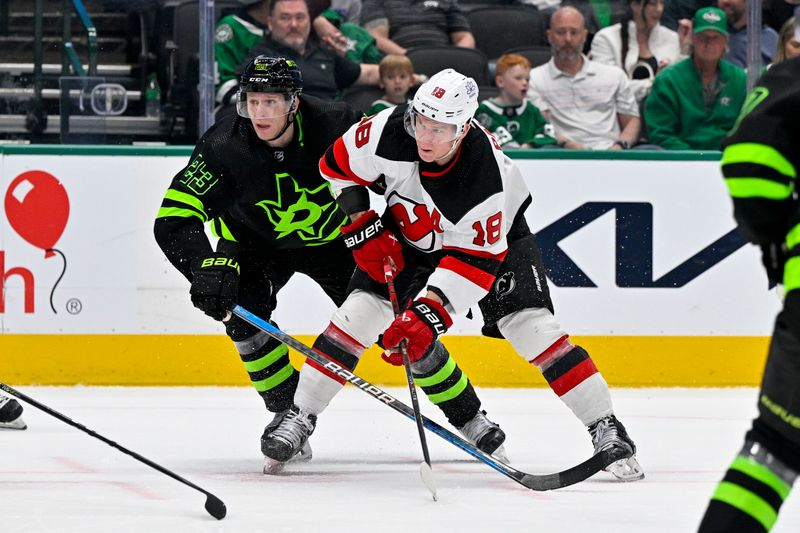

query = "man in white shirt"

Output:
[[527, 6, 641, 150]]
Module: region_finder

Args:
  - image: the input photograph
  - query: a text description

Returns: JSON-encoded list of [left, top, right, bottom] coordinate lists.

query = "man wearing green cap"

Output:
[[643, 6, 747, 150]]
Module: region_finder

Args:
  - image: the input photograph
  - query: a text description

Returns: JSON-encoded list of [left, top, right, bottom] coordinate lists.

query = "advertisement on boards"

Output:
[[0, 153, 782, 337]]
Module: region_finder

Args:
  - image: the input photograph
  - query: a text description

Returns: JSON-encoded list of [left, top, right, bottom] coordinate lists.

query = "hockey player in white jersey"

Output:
[[0, 394, 26, 430], [262, 69, 644, 481]]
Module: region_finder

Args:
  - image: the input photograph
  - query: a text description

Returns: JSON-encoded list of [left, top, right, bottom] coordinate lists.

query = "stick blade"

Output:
[[205, 494, 227, 520], [419, 462, 438, 501]]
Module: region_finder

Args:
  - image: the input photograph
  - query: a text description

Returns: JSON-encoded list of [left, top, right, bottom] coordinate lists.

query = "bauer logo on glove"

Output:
[[199, 256, 240, 273], [382, 297, 453, 362], [190, 253, 240, 321], [340, 210, 405, 282]]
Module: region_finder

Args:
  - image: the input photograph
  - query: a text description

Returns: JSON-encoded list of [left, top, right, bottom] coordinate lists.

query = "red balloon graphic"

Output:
[[5, 170, 70, 258]]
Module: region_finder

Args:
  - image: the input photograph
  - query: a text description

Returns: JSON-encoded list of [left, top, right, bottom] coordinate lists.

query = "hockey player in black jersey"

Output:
[[698, 16, 800, 533], [0, 394, 26, 430], [154, 56, 361, 466], [263, 68, 644, 481]]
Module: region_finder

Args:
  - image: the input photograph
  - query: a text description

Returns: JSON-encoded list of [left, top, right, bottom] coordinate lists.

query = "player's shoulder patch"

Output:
[[215, 23, 233, 43]]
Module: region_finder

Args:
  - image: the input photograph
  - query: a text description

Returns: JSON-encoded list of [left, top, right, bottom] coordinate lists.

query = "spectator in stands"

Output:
[[527, 7, 641, 150], [476, 53, 557, 149], [644, 7, 746, 150], [361, 0, 475, 55], [368, 55, 414, 114], [215, 0, 270, 106], [718, 0, 779, 67], [774, 16, 800, 63], [247, 0, 380, 100], [591, 0, 689, 102]]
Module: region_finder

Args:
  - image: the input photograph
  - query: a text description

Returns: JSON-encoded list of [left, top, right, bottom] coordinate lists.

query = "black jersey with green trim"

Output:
[[319, 104, 533, 314], [720, 57, 800, 247], [155, 95, 363, 279]]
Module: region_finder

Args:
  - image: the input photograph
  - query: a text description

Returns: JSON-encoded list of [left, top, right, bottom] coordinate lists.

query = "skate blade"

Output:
[[491, 444, 510, 464], [605, 455, 645, 482], [263, 457, 288, 475], [0, 418, 27, 430]]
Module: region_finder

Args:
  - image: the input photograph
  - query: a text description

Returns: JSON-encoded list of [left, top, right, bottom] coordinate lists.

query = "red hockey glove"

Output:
[[382, 298, 452, 363], [341, 210, 404, 282]]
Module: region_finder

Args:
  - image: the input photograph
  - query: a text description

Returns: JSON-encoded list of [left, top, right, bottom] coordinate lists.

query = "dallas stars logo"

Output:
[[256, 172, 342, 242]]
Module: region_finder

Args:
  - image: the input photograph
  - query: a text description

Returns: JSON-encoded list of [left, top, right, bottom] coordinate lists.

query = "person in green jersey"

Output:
[[476, 53, 557, 149], [215, 0, 270, 107]]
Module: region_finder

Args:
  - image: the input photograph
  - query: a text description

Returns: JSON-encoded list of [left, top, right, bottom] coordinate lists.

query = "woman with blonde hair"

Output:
[[774, 17, 800, 63]]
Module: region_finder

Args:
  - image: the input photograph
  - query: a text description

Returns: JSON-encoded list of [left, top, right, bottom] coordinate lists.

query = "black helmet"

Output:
[[239, 55, 303, 95]]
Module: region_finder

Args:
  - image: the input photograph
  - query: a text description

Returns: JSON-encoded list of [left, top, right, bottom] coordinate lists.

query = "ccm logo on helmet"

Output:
[[248, 77, 274, 83], [431, 87, 446, 99]]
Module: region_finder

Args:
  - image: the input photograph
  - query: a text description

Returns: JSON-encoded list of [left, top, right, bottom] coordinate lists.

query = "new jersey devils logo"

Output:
[[388, 191, 443, 252]]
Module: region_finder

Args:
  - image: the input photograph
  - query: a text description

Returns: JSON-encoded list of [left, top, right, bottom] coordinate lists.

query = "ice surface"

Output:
[[1, 387, 797, 532]]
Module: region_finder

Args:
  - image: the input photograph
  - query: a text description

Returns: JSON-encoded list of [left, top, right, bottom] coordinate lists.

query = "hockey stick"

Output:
[[231, 305, 630, 491], [0, 383, 226, 520], [384, 260, 438, 501]]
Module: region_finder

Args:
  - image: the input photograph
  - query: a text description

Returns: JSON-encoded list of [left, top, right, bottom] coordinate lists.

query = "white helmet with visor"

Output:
[[404, 68, 479, 145]]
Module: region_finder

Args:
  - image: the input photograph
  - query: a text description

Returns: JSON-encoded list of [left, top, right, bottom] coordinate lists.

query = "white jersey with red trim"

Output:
[[320, 105, 532, 313]]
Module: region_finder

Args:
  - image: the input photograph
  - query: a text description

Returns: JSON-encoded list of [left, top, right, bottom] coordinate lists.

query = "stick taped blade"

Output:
[[205, 494, 227, 520]]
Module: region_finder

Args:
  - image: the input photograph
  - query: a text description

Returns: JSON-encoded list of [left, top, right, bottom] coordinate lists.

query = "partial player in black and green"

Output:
[[698, 55, 800, 533], [154, 57, 362, 442], [701, 442, 795, 532]]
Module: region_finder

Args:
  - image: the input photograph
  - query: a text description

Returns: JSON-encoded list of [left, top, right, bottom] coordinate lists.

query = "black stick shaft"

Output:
[[0, 383, 226, 520], [383, 262, 434, 469]]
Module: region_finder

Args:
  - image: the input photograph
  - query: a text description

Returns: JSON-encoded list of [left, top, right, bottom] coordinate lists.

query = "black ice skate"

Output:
[[0, 396, 26, 430], [458, 410, 509, 462], [589, 415, 644, 481], [262, 405, 317, 474], [261, 409, 312, 469]]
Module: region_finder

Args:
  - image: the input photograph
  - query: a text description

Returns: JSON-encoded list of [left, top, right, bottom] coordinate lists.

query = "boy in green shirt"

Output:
[[475, 53, 557, 149], [368, 54, 415, 115]]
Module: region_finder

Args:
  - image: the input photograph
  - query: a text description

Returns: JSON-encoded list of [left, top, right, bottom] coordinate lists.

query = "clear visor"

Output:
[[403, 107, 461, 144], [236, 91, 295, 119]]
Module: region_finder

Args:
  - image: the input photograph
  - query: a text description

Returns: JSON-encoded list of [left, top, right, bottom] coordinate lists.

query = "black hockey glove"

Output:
[[190, 253, 240, 320], [761, 241, 787, 285]]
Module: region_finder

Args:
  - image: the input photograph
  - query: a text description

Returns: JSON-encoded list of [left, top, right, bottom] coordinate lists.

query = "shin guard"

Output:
[[295, 322, 367, 415], [412, 342, 480, 428], [533, 339, 613, 425], [234, 330, 298, 412]]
